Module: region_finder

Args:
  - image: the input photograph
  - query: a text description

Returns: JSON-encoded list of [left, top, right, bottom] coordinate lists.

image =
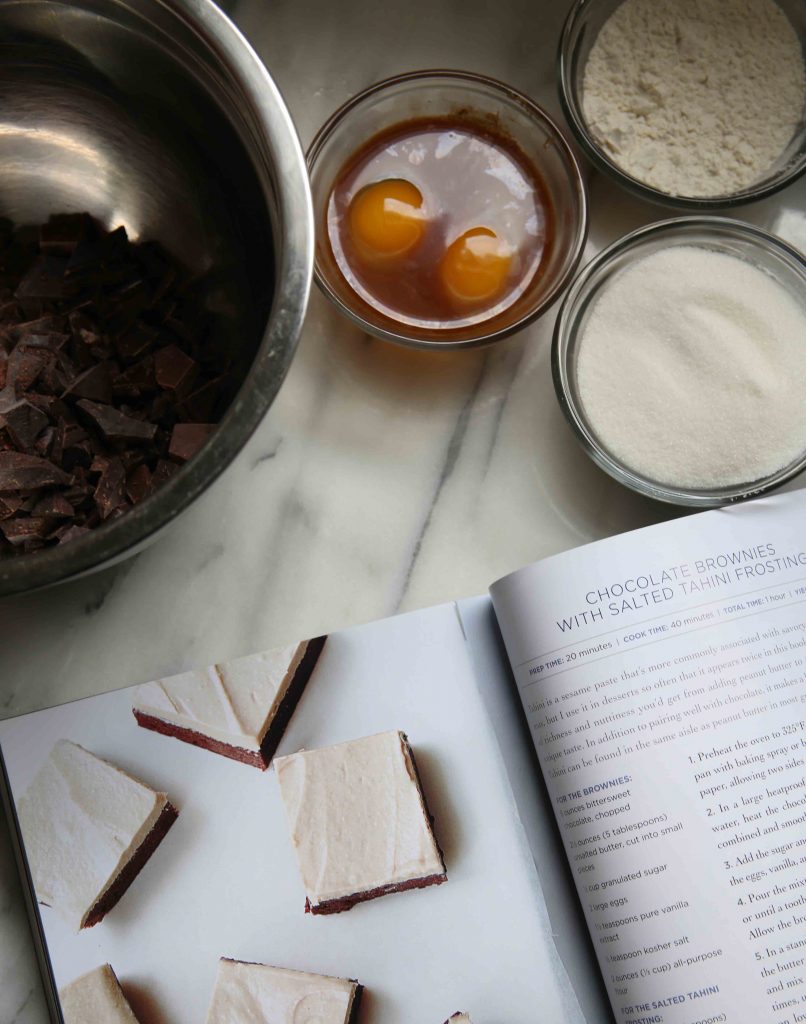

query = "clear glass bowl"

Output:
[[307, 70, 589, 349], [552, 217, 806, 507], [558, 0, 806, 208]]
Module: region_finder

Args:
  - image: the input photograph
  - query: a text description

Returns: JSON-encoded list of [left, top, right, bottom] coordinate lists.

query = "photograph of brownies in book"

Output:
[[275, 730, 447, 914], [16, 740, 177, 930], [132, 636, 327, 768], [205, 959, 362, 1024], [1, 607, 575, 1022]]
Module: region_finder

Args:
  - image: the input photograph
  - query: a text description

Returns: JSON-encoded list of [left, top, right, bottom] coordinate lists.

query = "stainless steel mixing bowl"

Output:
[[0, 0, 313, 596]]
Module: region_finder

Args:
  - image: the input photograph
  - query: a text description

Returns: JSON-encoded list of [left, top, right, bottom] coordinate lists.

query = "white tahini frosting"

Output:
[[60, 964, 141, 1023], [275, 730, 446, 907], [446, 1014, 473, 1023], [16, 740, 170, 931], [132, 642, 308, 752], [205, 959, 358, 1024]]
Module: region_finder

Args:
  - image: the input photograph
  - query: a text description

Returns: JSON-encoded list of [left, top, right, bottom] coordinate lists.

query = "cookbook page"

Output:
[[0, 602, 586, 1024], [490, 489, 806, 1024]]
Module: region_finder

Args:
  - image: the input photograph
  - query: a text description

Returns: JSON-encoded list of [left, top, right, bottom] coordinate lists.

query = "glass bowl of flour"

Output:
[[558, 0, 806, 207], [552, 217, 806, 506]]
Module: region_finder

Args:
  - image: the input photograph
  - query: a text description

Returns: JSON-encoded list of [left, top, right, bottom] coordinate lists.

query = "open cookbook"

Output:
[[2, 488, 805, 1024]]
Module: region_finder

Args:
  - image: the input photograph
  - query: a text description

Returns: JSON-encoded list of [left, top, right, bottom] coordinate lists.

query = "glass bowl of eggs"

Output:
[[307, 70, 589, 348]]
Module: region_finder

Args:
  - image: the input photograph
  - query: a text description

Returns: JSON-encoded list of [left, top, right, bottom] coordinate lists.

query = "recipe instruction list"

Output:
[[492, 501, 806, 1024]]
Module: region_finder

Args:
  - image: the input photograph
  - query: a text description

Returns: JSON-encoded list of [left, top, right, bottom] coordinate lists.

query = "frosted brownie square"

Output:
[[275, 729, 447, 914], [60, 964, 141, 1023], [133, 637, 326, 769], [205, 959, 362, 1024], [17, 740, 177, 930], [445, 1015, 472, 1023]]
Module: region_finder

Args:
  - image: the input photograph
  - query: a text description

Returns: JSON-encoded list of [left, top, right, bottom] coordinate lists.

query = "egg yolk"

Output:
[[439, 227, 513, 306], [348, 179, 425, 260]]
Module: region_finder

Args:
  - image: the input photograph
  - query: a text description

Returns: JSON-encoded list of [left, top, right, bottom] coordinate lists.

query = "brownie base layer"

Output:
[[306, 871, 448, 915], [306, 735, 448, 915], [82, 800, 178, 928], [133, 635, 327, 770]]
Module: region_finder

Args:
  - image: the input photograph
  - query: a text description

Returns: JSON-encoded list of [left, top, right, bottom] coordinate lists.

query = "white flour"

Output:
[[582, 0, 806, 197], [576, 246, 806, 489]]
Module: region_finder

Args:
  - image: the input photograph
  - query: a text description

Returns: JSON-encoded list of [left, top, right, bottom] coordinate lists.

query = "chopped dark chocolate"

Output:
[[114, 321, 158, 364], [57, 524, 91, 545], [6, 344, 50, 392], [126, 463, 152, 504], [39, 213, 92, 255], [179, 376, 225, 421], [0, 213, 233, 556], [94, 457, 126, 519], [0, 495, 23, 519], [0, 451, 71, 492], [168, 423, 215, 462], [155, 343, 197, 396], [63, 362, 113, 403], [2, 399, 50, 450], [149, 459, 177, 493], [15, 254, 70, 305], [0, 516, 52, 546], [31, 491, 74, 518], [77, 399, 157, 444]]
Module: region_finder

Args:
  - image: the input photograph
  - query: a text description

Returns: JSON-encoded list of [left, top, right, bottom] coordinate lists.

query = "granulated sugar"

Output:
[[582, 0, 806, 197], [576, 246, 806, 489]]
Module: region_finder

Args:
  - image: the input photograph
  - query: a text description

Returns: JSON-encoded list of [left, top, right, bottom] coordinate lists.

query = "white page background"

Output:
[[1, 603, 585, 1024]]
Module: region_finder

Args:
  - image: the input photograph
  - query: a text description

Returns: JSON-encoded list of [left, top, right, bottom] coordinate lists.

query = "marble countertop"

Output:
[[1, 0, 804, 1019]]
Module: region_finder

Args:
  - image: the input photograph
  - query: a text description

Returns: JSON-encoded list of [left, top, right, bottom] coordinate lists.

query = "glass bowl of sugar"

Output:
[[552, 217, 806, 507], [558, 0, 806, 208]]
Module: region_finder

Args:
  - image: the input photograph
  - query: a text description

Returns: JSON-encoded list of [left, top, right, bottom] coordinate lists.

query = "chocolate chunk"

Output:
[[31, 491, 74, 518], [0, 516, 52, 546], [104, 278, 152, 333], [126, 463, 152, 504], [179, 376, 225, 421], [63, 481, 93, 509], [7, 315, 67, 343], [149, 459, 177, 493], [15, 254, 69, 304], [0, 451, 71, 492], [155, 344, 198, 396], [63, 362, 113, 403], [34, 424, 56, 458], [114, 321, 158, 363], [58, 524, 91, 545], [40, 214, 92, 255], [0, 495, 22, 519], [112, 355, 156, 399], [62, 437, 93, 471], [5, 345, 50, 391], [77, 399, 157, 444], [2, 399, 50, 449], [94, 457, 126, 519], [168, 423, 215, 462], [64, 224, 127, 283]]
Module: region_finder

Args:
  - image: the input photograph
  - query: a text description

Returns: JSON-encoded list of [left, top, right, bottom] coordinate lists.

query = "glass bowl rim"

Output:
[[551, 214, 806, 507], [307, 67, 590, 350], [557, 0, 806, 210]]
